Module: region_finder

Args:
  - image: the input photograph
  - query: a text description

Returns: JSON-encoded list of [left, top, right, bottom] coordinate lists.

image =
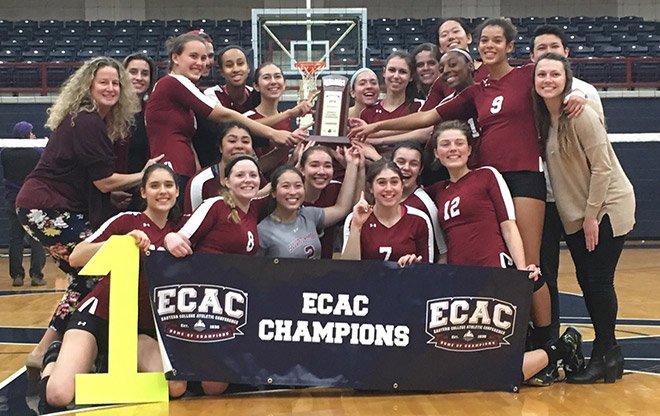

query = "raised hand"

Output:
[[351, 191, 373, 229], [271, 129, 303, 147], [142, 154, 165, 172], [347, 118, 376, 141]]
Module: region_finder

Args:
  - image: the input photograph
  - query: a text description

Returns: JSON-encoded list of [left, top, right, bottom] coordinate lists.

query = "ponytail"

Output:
[[220, 188, 242, 224]]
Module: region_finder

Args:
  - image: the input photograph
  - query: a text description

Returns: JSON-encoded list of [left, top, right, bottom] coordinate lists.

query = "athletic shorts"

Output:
[[67, 310, 109, 357], [66, 310, 156, 341], [501, 171, 546, 201]]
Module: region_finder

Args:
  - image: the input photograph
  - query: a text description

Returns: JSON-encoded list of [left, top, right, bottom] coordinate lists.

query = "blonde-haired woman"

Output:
[[16, 56, 162, 379]]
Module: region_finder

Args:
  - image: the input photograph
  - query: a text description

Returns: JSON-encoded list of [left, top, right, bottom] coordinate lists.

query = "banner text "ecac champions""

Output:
[[259, 292, 409, 347]]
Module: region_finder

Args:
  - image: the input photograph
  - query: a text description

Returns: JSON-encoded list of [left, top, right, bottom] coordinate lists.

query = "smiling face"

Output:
[[301, 149, 334, 191], [350, 70, 379, 107], [392, 147, 422, 192], [141, 167, 179, 213], [439, 51, 473, 90], [220, 126, 253, 163], [90, 65, 121, 117], [221, 48, 249, 87], [534, 58, 567, 101], [414, 50, 440, 88], [224, 159, 260, 204], [370, 168, 403, 208], [273, 170, 305, 212], [434, 128, 472, 170], [438, 20, 472, 53], [125, 59, 151, 97], [254, 63, 285, 100], [383, 56, 412, 95], [531, 34, 568, 62], [478, 25, 514, 66], [171, 40, 208, 82]]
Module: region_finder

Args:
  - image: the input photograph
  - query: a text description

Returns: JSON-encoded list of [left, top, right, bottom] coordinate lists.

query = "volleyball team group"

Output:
[[13, 15, 636, 411]]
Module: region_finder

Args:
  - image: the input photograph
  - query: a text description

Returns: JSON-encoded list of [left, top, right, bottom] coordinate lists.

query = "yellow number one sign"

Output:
[[75, 235, 169, 404]]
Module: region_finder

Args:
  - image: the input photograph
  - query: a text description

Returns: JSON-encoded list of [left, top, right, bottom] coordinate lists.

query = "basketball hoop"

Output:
[[295, 60, 325, 103]]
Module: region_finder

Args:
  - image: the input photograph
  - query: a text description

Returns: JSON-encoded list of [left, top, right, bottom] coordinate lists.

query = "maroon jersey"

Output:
[[76, 212, 179, 330], [204, 84, 259, 114], [434, 64, 541, 173], [403, 187, 447, 255], [244, 109, 292, 159], [179, 196, 268, 255], [16, 112, 116, 228], [342, 205, 434, 263], [419, 64, 490, 112], [360, 100, 422, 123], [426, 167, 515, 268], [145, 74, 216, 177], [419, 77, 454, 112], [304, 181, 342, 259], [183, 164, 223, 214]]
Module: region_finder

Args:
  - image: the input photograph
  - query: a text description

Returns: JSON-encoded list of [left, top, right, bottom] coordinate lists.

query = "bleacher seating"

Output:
[[0, 16, 653, 65], [0, 16, 657, 92]]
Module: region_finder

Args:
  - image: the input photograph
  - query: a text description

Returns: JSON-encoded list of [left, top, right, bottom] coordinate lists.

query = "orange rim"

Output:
[[294, 61, 325, 76]]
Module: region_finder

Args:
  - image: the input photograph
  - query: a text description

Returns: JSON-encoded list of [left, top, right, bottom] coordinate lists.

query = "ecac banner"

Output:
[[146, 253, 533, 392]]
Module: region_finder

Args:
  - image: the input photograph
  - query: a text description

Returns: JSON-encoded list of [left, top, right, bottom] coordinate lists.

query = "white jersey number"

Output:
[[379, 246, 392, 261], [490, 95, 504, 114], [443, 197, 461, 221], [246, 231, 255, 253]]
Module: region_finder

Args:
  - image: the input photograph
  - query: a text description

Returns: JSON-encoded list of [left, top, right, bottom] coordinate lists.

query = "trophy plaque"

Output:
[[309, 75, 351, 144]]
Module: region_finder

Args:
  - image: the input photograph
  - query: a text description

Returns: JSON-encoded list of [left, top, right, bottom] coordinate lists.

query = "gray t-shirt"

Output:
[[258, 206, 325, 259]]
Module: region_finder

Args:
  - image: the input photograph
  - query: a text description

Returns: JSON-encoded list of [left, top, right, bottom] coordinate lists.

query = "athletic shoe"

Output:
[[564, 347, 586, 376], [527, 363, 560, 387], [560, 327, 582, 357], [12, 277, 24, 287]]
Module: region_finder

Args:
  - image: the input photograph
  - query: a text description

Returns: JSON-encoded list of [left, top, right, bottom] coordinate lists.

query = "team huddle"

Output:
[[13, 15, 635, 411]]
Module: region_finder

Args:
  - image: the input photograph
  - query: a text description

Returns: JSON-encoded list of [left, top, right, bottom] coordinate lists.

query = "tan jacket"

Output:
[[545, 106, 635, 237]]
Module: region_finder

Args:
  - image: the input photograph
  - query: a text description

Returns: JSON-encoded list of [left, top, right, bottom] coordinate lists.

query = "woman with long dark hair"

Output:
[[37, 164, 186, 411], [533, 52, 635, 383], [411, 42, 441, 99], [342, 160, 434, 266]]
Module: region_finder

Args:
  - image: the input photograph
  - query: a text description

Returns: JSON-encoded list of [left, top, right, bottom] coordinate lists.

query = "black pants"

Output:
[[540, 202, 563, 340], [7, 202, 45, 280], [565, 215, 626, 356]]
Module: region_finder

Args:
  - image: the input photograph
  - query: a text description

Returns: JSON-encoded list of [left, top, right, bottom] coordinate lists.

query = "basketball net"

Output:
[[295, 61, 324, 130], [295, 60, 325, 103]]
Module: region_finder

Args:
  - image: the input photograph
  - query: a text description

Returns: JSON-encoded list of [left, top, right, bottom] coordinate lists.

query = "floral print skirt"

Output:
[[17, 208, 99, 332]]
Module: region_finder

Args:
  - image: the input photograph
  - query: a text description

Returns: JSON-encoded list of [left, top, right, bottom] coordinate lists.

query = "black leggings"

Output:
[[565, 215, 626, 356]]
